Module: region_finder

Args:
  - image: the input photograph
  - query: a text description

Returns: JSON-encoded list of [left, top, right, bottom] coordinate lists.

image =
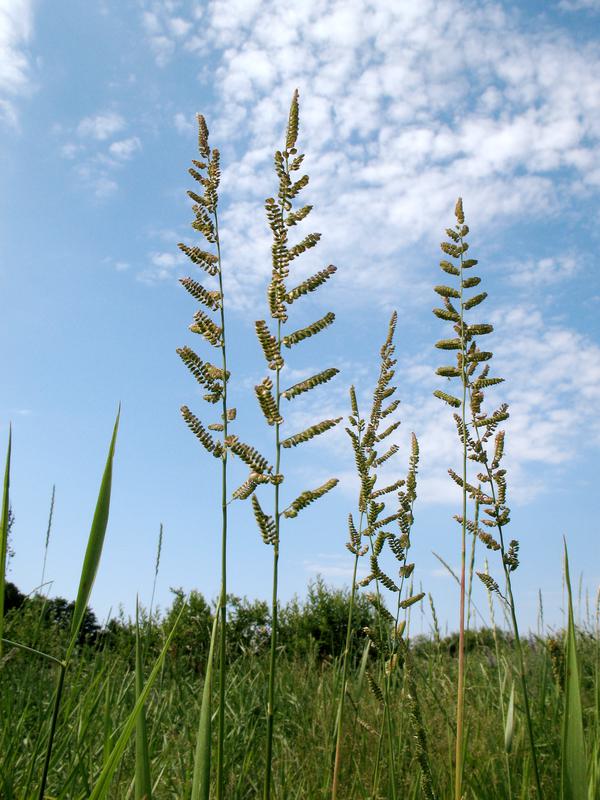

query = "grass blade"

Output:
[[88, 603, 185, 800], [66, 408, 120, 660], [561, 540, 587, 799], [0, 426, 12, 661], [136, 600, 152, 800], [191, 600, 220, 800], [505, 681, 515, 754], [38, 411, 120, 800]]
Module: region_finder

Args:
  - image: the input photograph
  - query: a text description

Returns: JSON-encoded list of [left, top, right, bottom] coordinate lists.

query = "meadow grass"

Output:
[[1, 590, 598, 798], [1, 92, 598, 799]]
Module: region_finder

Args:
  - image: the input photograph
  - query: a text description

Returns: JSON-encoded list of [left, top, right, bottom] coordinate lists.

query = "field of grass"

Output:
[[1, 91, 598, 799], [1, 582, 598, 799]]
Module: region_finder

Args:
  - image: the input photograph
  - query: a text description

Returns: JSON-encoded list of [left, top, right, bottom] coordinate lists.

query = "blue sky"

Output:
[[1, 0, 599, 634]]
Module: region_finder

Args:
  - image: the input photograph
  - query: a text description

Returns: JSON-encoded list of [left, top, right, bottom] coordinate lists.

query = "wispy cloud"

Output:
[[138, 0, 600, 313], [0, 0, 34, 125], [77, 111, 125, 141], [508, 255, 580, 288], [109, 136, 141, 160], [61, 113, 142, 197], [137, 250, 187, 284]]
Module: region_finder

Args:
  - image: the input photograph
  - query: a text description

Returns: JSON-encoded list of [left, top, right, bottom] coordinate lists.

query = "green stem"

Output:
[[264, 317, 281, 800], [37, 661, 67, 800], [214, 207, 228, 800], [1, 637, 64, 666], [331, 545, 361, 799], [455, 236, 468, 800], [466, 386, 543, 799]]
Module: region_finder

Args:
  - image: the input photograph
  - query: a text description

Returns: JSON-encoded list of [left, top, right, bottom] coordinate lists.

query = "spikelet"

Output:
[[232, 472, 272, 500], [399, 592, 425, 609], [282, 312, 335, 348], [282, 367, 339, 401], [181, 406, 223, 459], [189, 310, 222, 347], [196, 113, 210, 159], [255, 320, 284, 370], [178, 244, 219, 276], [288, 232, 321, 261], [227, 436, 272, 474], [503, 539, 520, 571], [283, 478, 338, 519], [286, 265, 337, 303], [177, 346, 227, 401], [281, 418, 342, 449], [371, 478, 405, 499], [285, 204, 312, 227], [373, 444, 399, 467], [477, 571, 504, 600], [455, 197, 465, 224], [463, 291, 487, 310], [252, 495, 276, 545], [434, 285, 461, 299], [285, 89, 299, 152], [366, 671, 384, 705], [366, 593, 395, 624], [433, 389, 462, 408], [180, 277, 221, 310], [255, 377, 283, 426]]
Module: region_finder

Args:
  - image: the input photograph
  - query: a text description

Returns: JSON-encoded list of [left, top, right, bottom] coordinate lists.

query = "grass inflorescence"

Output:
[[0, 94, 597, 800]]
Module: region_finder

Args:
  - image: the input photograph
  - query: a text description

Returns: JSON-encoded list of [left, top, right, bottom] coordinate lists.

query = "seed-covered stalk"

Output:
[[332, 386, 366, 800], [177, 115, 235, 800], [433, 198, 541, 799], [0, 427, 12, 662], [247, 91, 340, 800], [339, 314, 423, 798]]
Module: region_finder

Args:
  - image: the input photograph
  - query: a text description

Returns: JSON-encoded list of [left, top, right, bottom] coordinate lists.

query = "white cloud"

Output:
[[558, 0, 600, 10], [508, 255, 580, 287], [137, 250, 187, 284], [60, 142, 82, 159], [135, 0, 600, 313], [174, 111, 194, 134], [109, 136, 141, 160], [77, 111, 125, 141], [0, 0, 34, 125]]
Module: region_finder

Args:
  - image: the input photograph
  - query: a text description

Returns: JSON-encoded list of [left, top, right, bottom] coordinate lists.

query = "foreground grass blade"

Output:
[[191, 601, 220, 800], [38, 410, 120, 800], [505, 681, 515, 754], [136, 600, 152, 800], [66, 408, 120, 661], [88, 604, 185, 800], [0, 427, 12, 661], [561, 541, 587, 800]]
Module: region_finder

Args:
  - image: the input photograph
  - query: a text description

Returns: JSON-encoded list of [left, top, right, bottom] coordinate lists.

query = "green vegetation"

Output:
[[1, 579, 599, 798], [1, 92, 598, 799]]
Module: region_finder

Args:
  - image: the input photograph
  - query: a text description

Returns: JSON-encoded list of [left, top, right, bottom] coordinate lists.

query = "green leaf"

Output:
[[0, 426, 11, 661], [135, 601, 152, 800], [561, 540, 587, 800], [66, 409, 119, 662], [87, 603, 185, 800], [191, 602, 220, 800], [504, 681, 515, 754]]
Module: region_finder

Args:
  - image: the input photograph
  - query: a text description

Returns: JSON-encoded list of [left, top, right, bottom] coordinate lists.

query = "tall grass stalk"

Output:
[[433, 199, 542, 799], [249, 90, 341, 799], [177, 114, 236, 799], [149, 522, 163, 622], [336, 314, 423, 799], [40, 484, 55, 592], [0, 427, 12, 662]]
